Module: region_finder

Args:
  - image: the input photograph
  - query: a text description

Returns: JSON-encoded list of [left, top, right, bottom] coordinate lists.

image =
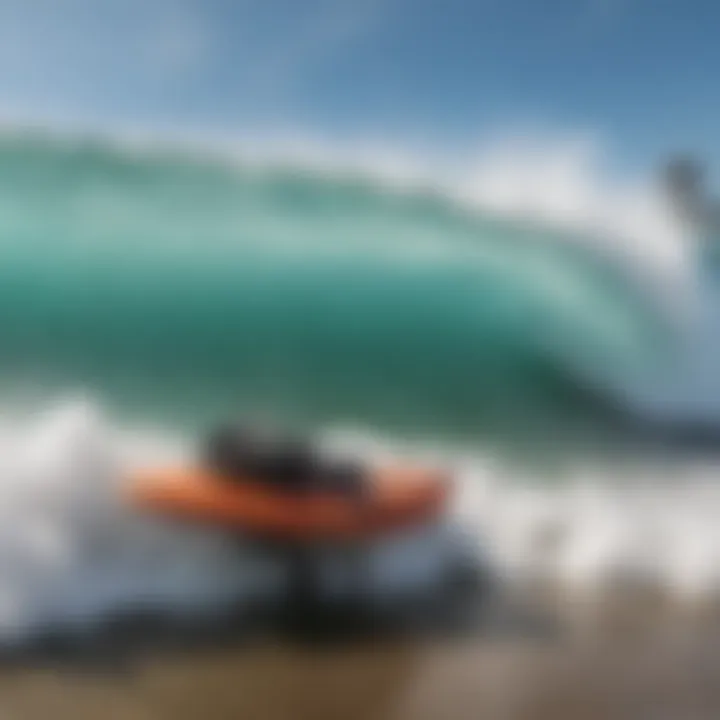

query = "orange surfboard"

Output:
[[129, 465, 452, 542]]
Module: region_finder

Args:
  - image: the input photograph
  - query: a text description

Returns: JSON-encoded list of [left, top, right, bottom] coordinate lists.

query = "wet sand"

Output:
[[3, 598, 720, 720], [2, 636, 720, 720]]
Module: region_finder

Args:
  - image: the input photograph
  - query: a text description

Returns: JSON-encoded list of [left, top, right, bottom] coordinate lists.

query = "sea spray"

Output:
[[0, 399, 714, 643]]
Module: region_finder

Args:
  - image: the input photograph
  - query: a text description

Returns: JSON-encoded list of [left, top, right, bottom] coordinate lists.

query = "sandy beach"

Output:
[[2, 636, 719, 720], [2, 595, 720, 720]]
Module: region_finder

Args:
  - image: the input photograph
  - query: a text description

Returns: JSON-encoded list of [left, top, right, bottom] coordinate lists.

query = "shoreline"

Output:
[[2, 590, 720, 719]]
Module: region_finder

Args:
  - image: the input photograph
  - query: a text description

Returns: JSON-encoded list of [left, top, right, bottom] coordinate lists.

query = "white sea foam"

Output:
[[0, 397, 717, 643]]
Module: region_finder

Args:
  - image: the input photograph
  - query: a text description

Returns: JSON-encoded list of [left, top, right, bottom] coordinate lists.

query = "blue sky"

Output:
[[0, 0, 718, 174]]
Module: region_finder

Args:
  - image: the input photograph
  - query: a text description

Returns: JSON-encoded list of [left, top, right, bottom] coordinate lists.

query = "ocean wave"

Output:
[[0, 127, 688, 439]]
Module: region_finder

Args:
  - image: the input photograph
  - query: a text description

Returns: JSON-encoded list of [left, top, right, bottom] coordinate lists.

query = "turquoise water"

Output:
[[0, 133, 718, 640], [0, 134, 674, 445]]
